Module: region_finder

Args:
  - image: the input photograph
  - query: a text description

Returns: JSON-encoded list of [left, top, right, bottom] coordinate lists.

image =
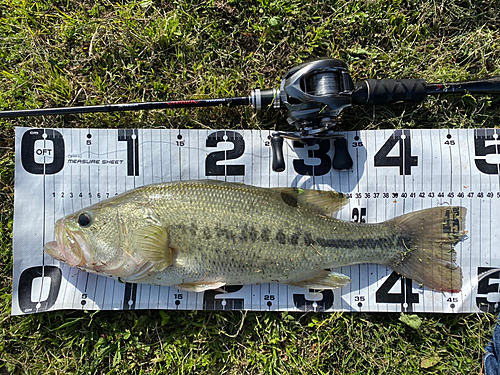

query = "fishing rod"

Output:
[[2, 58, 499, 172]]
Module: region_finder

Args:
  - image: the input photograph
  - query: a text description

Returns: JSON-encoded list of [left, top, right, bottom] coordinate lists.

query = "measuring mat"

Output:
[[11, 127, 500, 315]]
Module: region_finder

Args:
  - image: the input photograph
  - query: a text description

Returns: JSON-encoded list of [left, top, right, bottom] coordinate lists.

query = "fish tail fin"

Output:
[[387, 206, 467, 293]]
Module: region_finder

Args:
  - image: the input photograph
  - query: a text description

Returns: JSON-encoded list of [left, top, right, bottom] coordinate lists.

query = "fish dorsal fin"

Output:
[[132, 225, 173, 271], [276, 188, 348, 216]]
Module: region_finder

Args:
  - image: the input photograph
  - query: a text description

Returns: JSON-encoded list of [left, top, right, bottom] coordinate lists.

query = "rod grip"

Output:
[[271, 133, 285, 172], [352, 79, 427, 105]]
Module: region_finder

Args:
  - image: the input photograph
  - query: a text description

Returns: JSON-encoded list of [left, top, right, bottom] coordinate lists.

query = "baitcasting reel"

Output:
[[252, 59, 358, 172], [2, 58, 499, 173]]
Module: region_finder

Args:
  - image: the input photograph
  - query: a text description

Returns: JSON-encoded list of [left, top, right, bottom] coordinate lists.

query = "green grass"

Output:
[[1, 0, 500, 373], [0, 310, 497, 374]]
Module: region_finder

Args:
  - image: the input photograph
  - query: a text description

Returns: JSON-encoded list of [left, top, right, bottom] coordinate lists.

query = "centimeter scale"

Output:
[[11, 127, 500, 315]]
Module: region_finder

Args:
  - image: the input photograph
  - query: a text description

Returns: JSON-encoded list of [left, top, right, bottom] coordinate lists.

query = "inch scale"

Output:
[[12, 127, 500, 315]]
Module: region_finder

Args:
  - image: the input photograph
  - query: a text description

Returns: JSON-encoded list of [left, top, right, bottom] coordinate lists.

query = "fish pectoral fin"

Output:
[[132, 225, 173, 271], [286, 270, 351, 289], [175, 281, 226, 293], [275, 188, 348, 216]]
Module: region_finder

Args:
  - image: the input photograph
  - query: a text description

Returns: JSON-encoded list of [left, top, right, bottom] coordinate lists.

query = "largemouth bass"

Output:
[[44, 180, 466, 293]]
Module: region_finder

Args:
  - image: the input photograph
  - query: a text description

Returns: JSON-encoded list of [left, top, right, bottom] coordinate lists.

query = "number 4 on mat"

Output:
[[376, 271, 419, 312], [374, 130, 418, 175]]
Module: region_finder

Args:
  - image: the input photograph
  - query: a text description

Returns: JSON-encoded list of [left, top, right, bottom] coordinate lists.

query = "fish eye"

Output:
[[78, 212, 92, 228]]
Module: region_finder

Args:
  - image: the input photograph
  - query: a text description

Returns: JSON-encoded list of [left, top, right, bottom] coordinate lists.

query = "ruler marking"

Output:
[[456, 129, 464, 312], [374, 130, 380, 313]]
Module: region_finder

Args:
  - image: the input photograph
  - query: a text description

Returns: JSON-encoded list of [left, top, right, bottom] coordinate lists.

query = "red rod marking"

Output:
[[167, 100, 201, 105]]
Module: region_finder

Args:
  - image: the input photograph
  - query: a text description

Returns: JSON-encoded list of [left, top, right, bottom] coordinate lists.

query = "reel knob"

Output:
[[332, 138, 353, 170], [271, 133, 285, 172]]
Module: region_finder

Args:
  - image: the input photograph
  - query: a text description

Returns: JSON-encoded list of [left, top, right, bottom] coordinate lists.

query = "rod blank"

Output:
[[0, 97, 250, 118]]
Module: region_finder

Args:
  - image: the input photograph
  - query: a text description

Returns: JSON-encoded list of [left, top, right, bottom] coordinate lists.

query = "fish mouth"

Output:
[[44, 219, 91, 267]]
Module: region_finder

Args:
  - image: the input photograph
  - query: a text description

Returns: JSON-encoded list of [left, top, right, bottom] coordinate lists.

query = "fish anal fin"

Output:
[[276, 188, 348, 216], [286, 270, 351, 289], [175, 281, 226, 293], [388, 206, 466, 293], [132, 225, 173, 272]]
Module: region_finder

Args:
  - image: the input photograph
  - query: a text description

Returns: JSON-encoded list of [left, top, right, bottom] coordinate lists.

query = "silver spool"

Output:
[[305, 72, 340, 96]]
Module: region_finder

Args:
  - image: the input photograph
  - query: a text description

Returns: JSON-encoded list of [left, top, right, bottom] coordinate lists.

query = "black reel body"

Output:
[[281, 58, 354, 129], [271, 58, 356, 172]]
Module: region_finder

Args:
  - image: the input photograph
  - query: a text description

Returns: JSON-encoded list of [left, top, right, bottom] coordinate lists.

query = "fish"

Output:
[[44, 180, 466, 293]]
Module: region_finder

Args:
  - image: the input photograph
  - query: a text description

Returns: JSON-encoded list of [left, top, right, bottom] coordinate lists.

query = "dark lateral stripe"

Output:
[[313, 236, 396, 249], [192, 225, 398, 249]]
